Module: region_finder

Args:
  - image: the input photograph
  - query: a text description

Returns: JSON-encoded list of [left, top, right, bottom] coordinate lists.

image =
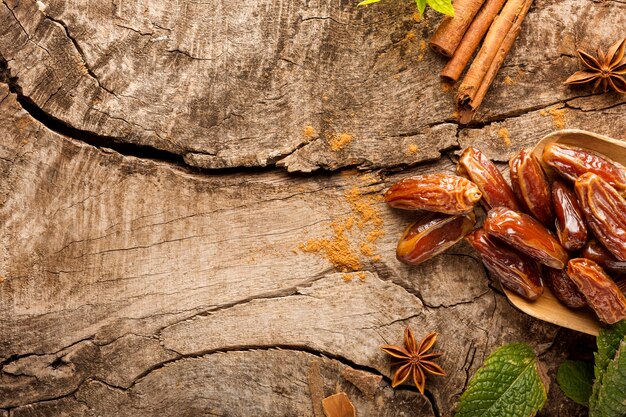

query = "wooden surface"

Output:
[[0, 0, 624, 415]]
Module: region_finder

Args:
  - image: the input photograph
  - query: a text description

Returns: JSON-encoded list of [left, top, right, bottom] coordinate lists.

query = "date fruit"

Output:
[[543, 142, 626, 194], [457, 147, 520, 210], [509, 149, 554, 226], [567, 258, 626, 324], [466, 228, 543, 300], [552, 180, 588, 251], [396, 212, 476, 265], [483, 207, 569, 269], [581, 239, 626, 274], [545, 268, 587, 309], [575, 173, 626, 261], [385, 174, 482, 214]]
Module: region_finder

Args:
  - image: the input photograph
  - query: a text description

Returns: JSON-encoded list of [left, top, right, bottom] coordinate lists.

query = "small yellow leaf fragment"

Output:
[[503, 75, 513, 85], [322, 392, 356, 417]]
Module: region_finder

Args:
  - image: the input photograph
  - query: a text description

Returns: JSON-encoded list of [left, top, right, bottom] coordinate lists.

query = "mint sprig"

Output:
[[556, 360, 594, 406], [357, 0, 455, 17], [556, 320, 626, 417], [455, 343, 547, 417], [592, 339, 626, 417]]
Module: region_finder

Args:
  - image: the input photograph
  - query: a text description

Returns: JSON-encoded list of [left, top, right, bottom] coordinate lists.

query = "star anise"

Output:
[[564, 37, 626, 94], [380, 326, 446, 394]]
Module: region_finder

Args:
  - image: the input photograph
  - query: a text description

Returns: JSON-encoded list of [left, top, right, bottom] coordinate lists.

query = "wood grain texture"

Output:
[[1, 0, 623, 171], [2, 0, 623, 414], [0, 84, 591, 416]]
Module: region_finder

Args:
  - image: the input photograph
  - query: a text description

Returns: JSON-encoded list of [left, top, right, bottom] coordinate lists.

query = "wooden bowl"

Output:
[[503, 129, 626, 336]]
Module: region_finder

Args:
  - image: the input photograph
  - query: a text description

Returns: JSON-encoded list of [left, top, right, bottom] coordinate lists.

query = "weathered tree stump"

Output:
[[1, 0, 624, 415]]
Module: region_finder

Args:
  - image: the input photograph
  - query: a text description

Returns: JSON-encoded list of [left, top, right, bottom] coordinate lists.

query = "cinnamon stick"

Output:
[[429, 0, 486, 57], [457, 0, 534, 123], [441, 0, 507, 82]]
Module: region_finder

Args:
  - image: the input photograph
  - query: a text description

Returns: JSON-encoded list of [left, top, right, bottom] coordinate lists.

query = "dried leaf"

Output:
[[322, 393, 356, 417]]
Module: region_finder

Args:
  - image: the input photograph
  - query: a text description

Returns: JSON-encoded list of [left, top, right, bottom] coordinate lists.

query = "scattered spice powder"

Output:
[[304, 125, 316, 138], [330, 133, 353, 151], [357, 272, 367, 282], [541, 107, 566, 129], [345, 187, 384, 228], [366, 228, 385, 244], [299, 221, 362, 272], [497, 127, 511, 146], [412, 11, 422, 22], [407, 144, 419, 155], [549, 107, 566, 129], [418, 40, 427, 61], [343, 273, 354, 283], [404, 31, 417, 42], [298, 177, 385, 272], [360, 242, 374, 257], [441, 82, 453, 93]]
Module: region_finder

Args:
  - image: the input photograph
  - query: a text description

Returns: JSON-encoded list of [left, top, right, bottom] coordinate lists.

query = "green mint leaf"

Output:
[[590, 320, 626, 410], [595, 321, 626, 379], [426, 0, 454, 16], [455, 343, 547, 417], [358, 0, 382, 5], [415, 0, 427, 15], [591, 338, 626, 417], [556, 360, 594, 406]]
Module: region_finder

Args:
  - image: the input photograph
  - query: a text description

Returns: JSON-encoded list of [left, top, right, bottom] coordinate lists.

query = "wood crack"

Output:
[[41, 14, 116, 96]]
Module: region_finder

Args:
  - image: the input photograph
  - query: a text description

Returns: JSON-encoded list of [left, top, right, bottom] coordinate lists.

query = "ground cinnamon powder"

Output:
[[298, 176, 385, 273], [549, 107, 566, 129], [330, 133, 353, 151], [540, 107, 566, 129], [299, 221, 362, 272], [497, 127, 511, 146]]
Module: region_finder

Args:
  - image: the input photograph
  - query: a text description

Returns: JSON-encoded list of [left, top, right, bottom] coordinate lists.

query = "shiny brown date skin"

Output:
[[483, 207, 569, 269], [545, 267, 587, 309], [384, 174, 482, 214], [575, 173, 626, 261], [567, 258, 626, 324], [509, 149, 554, 226], [457, 147, 520, 211], [466, 228, 543, 300], [552, 180, 588, 251], [396, 212, 476, 265], [543, 143, 626, 194], [581, 239, 626, 275]]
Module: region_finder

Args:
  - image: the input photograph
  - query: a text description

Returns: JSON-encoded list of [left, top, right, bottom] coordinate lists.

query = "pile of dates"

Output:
[[385, 143, 626, 324]]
